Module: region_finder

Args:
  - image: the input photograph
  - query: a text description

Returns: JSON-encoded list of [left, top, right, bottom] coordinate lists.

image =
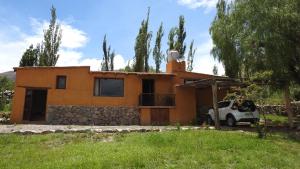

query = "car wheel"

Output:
[[207, 115, 214, 125], [226, 115, 236, 127]]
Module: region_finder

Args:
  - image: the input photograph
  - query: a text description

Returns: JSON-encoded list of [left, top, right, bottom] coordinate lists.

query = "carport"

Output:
[[178, 77, 243, 129]]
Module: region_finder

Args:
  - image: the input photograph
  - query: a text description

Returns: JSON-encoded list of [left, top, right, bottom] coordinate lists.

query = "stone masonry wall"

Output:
[[46, 105, 140, 125], [257, 103, 300, 116]]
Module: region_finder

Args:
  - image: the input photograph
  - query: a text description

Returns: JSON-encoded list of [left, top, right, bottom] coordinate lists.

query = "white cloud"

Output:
[[28, 18, 88, 49], [60, 23, 88, 49], [56, 51, 128, 71], [193, 38, 225, 75], [177, 0, 218, 9], [113, 54, 127, 70], [0, 18, 127, 73]]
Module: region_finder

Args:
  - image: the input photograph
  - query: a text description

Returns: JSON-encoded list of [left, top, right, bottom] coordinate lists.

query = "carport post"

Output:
[[212, 79, 220, 129]]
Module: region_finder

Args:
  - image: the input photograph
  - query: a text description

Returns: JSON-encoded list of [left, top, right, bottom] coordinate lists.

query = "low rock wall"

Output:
[[258, 103, 300, 116], [46, 105, 140, 125]]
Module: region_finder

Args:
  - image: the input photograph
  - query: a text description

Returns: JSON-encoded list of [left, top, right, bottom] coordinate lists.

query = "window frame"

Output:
[[56, 75, 67, 89], [94, 78, 124, 97]]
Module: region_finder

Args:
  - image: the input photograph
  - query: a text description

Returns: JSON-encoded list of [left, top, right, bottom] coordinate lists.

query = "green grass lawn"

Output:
[[0, 130, 299, 169], [264, 114, 288, 124]]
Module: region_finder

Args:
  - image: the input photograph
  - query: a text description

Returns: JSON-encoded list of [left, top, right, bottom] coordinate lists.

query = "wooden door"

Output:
[[150, 109, 169, 125]]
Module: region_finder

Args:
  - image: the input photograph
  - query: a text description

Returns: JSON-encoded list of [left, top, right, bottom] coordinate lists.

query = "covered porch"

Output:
[[178, 77, 243, 129]]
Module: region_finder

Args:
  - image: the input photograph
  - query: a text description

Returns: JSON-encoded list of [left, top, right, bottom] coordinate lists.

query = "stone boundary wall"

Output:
[[46, 105, 140, 125], [258, 103, 300, 116]]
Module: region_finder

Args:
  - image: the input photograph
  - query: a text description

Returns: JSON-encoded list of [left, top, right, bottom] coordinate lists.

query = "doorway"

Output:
[[141, 79, 155, 106], [23, 89, 47, 121], [150, 109, 169, 125]]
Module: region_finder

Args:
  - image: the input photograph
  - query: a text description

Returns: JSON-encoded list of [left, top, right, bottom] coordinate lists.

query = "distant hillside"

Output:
[[0, 71, 16, 81]]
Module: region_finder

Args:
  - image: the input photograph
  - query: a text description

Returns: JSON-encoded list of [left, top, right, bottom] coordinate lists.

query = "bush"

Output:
[[292, 88, 300, 101], [3, 102, 12, 112], [0, 111, 11, 119]]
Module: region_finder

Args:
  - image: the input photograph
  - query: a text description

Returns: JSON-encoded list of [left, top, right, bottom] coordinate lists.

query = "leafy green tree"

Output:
[[134, 7, 152, 72], [101, 35, 115, 71], [19, 45, 39, 67], [210, 0, 300, 127], [39, 5, 62, 66], [167, 16, 187, 60], [153, 23, 164, 73], [210, 0, 241, 78], [187, 40, 196, 72], [167, 27, 177, 53], [145, 31, 152, 72], [174, 15, 186, 59]]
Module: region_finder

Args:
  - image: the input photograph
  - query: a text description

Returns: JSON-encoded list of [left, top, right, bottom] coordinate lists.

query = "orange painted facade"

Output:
[[11, 61, 223, 125]]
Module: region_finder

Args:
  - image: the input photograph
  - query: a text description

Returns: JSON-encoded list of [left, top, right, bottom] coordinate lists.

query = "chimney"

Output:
[[166, 50, 186, 73]]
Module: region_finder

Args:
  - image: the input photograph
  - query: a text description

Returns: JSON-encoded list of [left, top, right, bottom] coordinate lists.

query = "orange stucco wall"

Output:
[[11, 67, 175, 123], [12, 60, 221, 125], [169, 86, 196, 124]]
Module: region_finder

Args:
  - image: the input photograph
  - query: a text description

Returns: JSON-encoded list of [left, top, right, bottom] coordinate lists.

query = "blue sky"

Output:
[[0, 0, 224, 74]]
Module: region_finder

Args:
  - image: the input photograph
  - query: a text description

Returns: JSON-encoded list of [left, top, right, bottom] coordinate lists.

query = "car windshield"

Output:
[[238, 100, 256, 112]]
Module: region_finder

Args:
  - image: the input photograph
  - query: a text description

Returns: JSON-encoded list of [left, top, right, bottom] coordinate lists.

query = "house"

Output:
[[11, 58, 227, 125]]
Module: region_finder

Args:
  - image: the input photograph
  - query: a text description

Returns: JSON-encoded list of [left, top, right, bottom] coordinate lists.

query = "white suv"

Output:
[[207, 100, 260, 127]]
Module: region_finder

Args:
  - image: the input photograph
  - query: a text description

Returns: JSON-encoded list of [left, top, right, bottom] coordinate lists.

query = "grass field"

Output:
[[0, 130, 299, 169], [264, 114, 288, 124]]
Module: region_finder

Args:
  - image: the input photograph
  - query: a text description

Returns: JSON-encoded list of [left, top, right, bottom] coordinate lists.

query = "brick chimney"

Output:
[[166, 50, 186, 73]]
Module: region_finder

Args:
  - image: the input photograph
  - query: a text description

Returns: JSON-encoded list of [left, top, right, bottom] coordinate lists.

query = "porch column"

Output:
[[212, 79, 220, 129]]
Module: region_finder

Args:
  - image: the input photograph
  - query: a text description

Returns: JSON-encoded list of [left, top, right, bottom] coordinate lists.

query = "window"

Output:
[[94, 78, 124, 97], [56, 76, 66, 89], [218, 101, 230, 108]]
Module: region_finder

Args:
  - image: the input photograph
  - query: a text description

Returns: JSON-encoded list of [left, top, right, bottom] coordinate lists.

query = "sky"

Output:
[[0, 0, 224, 75]]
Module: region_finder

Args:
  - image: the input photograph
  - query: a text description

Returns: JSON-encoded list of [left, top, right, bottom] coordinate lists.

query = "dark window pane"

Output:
[[94, 78, 124, 97], [218, 101, 230, 108], [56, 76, 66, 89]]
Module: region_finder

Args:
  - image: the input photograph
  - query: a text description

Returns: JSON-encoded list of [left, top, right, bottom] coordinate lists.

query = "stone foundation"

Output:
[[46, 105, 140, 125]]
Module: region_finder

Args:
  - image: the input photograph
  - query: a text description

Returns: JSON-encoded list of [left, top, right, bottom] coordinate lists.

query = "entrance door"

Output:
[[151, 109, 169, 125], [23, 89, 47, 121], [141, 79, 155, 106]]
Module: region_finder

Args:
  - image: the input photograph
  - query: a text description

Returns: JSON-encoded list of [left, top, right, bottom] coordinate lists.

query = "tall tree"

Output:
[[210, 0, 300, 127], [210, 0, 241, 78], [19, 45, 39, 67], [110, 51, 115, 71], [187, 40, 196, 72], [167, 16, 187, 60], [39, 5, 62, 66], [174, 15, 186, 59], [144, 30, 152, 72], [101, 35, 115, 71], [134, 7, 152, 72], [167, 27, 177, 53], [153, 23, 164, 73]]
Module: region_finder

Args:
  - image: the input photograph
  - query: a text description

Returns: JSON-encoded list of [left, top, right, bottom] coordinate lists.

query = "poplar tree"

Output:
[[174, 15, 186, 59], [167, 16, 186, 59], [167, 27, 177, 52], [39, 5, 62, 66], [101, 35, 115, 71], [153, 23, 164, 73], [134, 8, 152, 72], [187, 40, 196, 72]]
